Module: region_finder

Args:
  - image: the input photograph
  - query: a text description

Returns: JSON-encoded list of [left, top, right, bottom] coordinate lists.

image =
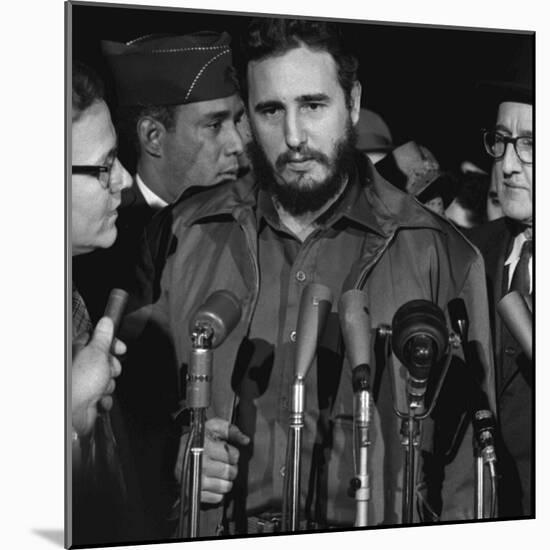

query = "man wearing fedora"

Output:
[[468, 37, 534, 518]]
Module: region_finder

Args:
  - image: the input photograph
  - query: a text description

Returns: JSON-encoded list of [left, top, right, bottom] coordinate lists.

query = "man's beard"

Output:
[[249, 120, 357, 216]]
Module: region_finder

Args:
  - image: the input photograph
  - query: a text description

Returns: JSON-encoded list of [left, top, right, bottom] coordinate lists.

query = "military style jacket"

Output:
[[126, 154, 496, 535]]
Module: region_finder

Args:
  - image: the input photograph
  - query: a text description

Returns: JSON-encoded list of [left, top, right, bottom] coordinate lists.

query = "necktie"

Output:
[[510, 238, 532, 297]]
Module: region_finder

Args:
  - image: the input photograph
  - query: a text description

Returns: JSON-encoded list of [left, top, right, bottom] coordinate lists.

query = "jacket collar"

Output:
[[183, 153, 446, 235]]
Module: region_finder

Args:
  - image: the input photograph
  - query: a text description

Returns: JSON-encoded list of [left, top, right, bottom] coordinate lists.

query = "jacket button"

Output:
[[504, 346, 517, 356], [296, 270, 307, 282], [290, 330, 297, 342]]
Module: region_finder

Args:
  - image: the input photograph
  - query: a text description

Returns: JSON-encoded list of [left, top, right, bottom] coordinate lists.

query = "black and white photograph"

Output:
[[3, 0, 546, 549]]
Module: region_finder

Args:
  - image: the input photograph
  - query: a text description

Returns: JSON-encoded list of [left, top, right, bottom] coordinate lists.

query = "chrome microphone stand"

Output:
[[288, 376, 306, 531], [352, 366, 372, 527], [186, 324, 214, 538], [473, 409, 498, 519], [282, 283, 332, 532]]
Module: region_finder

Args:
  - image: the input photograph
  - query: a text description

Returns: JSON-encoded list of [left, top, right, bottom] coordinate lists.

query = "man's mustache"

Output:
[[275, 148, 330, 171]]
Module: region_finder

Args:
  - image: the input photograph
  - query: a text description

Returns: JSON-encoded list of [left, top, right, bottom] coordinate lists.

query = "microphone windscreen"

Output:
[[295, 283, 333, 379], [190, 290, 242, 348], [338, 289, 371, 370], [497, 291, 532, 361], [391, 300, 448, 374]]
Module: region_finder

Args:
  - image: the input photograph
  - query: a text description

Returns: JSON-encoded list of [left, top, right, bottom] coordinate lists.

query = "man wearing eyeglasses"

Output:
[[71, 59, 132, 424], [468, 39, 533, 518], [71, 60, 137, 546]]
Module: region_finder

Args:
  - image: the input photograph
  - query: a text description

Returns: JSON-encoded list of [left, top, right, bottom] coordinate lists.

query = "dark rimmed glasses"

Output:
[[482, 130, 533, 165], [72, 162, 116, 190]]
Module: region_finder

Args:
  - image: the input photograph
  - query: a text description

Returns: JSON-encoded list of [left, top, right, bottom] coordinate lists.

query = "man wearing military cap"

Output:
[[103, 31, 246, 207], [468, 37, 534, 518]]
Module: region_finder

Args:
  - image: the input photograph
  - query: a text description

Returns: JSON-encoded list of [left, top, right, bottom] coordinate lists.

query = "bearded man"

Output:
[[128, 18, 495, 536]]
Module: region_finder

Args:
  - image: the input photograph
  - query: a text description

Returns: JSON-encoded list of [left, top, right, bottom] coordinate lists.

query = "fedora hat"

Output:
[[477, 36, 533, 108]]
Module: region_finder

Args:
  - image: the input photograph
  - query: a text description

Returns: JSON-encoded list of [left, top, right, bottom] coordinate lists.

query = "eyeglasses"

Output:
[[482, 130, 533, 165], [72, 162, 116, 190]]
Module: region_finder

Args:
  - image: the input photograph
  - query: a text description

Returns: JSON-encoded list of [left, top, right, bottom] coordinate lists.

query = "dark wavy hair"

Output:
[[116, 104, 178, 157], [242, 18, 359, 108], [72, 61, 105, 122]]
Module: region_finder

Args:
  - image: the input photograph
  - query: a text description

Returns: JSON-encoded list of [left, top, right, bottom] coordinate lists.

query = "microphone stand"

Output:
[[353, 367, 372, 527], [339, 289, 373, 528], [474, 410, 498, 519], [282, 283, 332, 532], [401, 401, 421, 524], [185, 323, 214, 539], [287, 376, 306, 532], [475, 441, 485, 519], [379, 325, 458, 525]]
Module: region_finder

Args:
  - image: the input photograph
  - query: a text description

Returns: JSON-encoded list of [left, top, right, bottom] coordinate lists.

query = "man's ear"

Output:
[[137, 116, 165, 158], [349, 81, 362, 126]]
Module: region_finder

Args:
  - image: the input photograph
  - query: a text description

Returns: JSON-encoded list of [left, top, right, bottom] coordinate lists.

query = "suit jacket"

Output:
[[72, 179, 165, 541], [468, 218, 533, 518]]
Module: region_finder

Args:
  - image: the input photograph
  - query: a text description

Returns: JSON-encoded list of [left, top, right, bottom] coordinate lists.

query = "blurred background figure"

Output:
[[375, 140, 457, 216], [445, 171, 490, 229], [355, 107, 394, 163], [487, 163, 505, 221]]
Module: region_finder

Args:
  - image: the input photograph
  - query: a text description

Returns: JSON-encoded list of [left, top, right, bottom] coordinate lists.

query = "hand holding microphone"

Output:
[[71, 289, 129, 436], [180, 290, 242, 536], [175, 417, 250, 504]]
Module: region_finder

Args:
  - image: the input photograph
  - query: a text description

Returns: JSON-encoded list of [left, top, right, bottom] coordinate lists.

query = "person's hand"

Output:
[[176, 417, 250, 504], [71, 316, 126, 436]]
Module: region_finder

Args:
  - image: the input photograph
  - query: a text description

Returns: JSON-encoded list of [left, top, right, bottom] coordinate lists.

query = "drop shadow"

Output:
[[32, 528, 64, 547]]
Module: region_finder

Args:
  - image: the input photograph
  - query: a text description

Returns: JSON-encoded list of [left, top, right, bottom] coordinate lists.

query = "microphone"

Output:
[[189, 290, 242, 348], [339, 289, 372, 426], [473, 409, 497, 469], [497, 291, 532, 361], [294, 283, 333, 379], [186, 290, 242, 409], [103, 288, 129, 352], [391, 300, 449, 406], [339, 289, 372, 527], [285, 283, 332, 532], [448, 298, 469, 346]]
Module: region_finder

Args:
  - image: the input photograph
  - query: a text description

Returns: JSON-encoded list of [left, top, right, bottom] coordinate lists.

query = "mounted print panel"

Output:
[[66, 1, 534, 548]]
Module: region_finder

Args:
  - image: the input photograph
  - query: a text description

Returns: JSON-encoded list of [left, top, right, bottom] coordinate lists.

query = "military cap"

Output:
[[102, 31, 238, 106]]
